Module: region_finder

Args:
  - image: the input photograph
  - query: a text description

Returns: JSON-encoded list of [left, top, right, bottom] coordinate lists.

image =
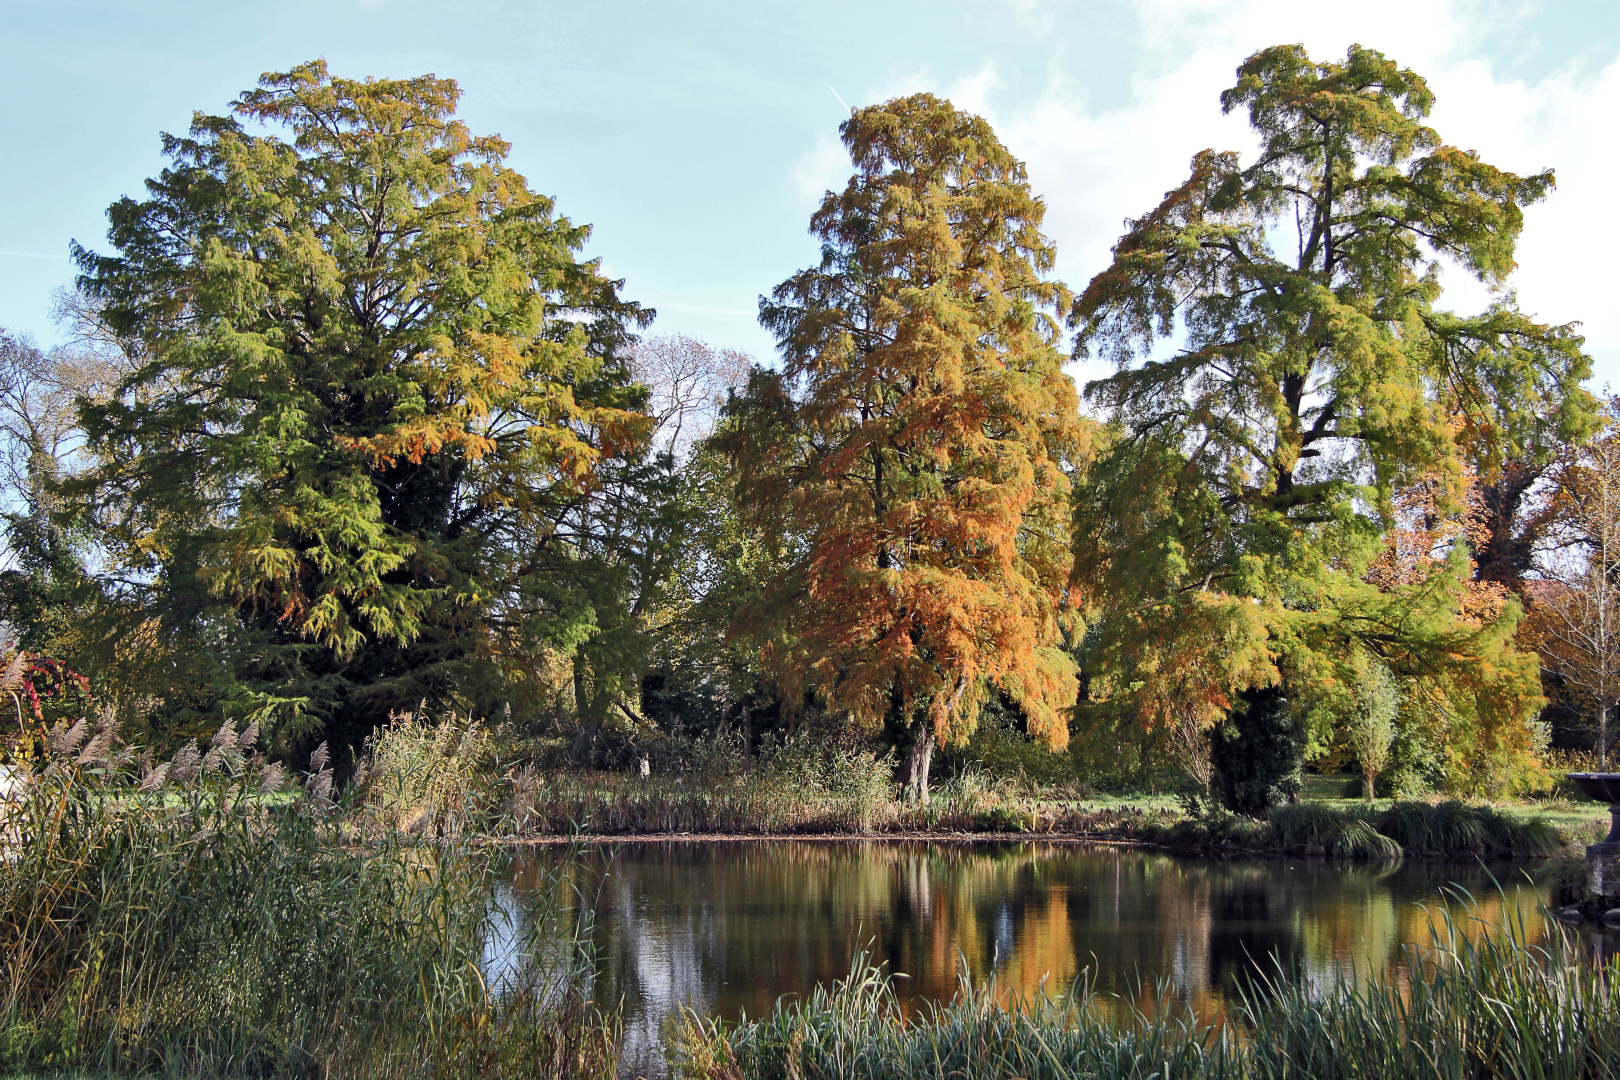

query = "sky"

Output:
[[3, 0, 1619, 388]]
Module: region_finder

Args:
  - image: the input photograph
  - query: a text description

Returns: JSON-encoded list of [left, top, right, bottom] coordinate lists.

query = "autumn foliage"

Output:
[[722, 94, 1088, 798]]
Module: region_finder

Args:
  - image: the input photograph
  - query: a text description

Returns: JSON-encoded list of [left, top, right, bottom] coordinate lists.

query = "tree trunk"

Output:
[[1362, 765, 1378, 803], [900, 729, 936, 805], [570, 661, 600, 766]]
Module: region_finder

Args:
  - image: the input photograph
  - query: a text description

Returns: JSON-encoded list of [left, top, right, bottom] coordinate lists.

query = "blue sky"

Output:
[[4, 0, 1619, 383]]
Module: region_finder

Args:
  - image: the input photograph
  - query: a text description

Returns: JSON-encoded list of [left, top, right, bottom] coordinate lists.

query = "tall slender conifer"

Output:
[[723, 95, 1087, 801]]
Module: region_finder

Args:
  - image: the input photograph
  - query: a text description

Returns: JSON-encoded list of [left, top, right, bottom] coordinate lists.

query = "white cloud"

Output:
[[945, 62, 1001, 116], [788, 132, 849, 206], [988, 0, 1620, 384]]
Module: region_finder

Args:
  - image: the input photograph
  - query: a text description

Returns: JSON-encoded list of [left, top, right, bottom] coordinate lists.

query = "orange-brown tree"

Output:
[[720, 94, 1087, 802]]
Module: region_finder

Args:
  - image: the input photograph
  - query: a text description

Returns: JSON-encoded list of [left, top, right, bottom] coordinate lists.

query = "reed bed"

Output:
[[670, 913, 1620, 1080], [1156, 800, 1563, 859], [502, 766, 894, 835], [0, 716, 616, 1079], [491, 765, 1179, 838]]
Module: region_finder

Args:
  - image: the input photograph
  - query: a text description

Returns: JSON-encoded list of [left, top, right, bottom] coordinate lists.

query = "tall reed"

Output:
[[670, 908, 1620, 1080], [0, 715, 615, 1078]]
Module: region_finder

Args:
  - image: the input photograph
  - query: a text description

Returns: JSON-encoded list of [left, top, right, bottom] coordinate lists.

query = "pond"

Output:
[[504, 840, 1589, 1077]]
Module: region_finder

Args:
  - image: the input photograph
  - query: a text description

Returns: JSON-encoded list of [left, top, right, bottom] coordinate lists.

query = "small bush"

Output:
[[1268, 802, 1401, 859], [1151, 808, 1271, 853], [1209, 685, 1306, 816]]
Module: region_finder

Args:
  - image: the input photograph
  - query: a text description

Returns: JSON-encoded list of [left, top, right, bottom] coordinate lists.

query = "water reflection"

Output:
[[508, 841, 1562, 1075]]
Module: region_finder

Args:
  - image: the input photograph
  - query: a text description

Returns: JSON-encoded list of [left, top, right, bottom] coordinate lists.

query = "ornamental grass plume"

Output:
[[0, 713, 618, 1079]]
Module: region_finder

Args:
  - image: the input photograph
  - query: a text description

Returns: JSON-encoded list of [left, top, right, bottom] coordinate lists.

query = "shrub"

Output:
[[1267, 802, 1401, 860], [1209, 686, 1306, 816], [1374, 800, 1560, 858], [1154, 800, 1556, 860]]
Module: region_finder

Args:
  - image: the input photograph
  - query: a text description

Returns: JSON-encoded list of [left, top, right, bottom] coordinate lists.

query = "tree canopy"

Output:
[[68, 60, 653, 757], [0, 46, 1601, 802], [721, 94, 1088, 800], [1069, 44, 1594, 800]]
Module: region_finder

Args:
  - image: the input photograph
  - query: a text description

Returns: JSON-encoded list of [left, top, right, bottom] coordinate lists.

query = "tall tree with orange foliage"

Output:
[[67, 62, 653, 760], [1070, 44, 1594, 806], [722, 94, 1087, 802]]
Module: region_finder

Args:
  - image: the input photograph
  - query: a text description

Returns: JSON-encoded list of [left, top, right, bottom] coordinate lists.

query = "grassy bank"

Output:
[[334, 714, 1606, 859], [670, 920, 1620, 1080], [1149, 799, 1568, 859], [0, 719, 616, 1079], [481, 767, 1582, 860]]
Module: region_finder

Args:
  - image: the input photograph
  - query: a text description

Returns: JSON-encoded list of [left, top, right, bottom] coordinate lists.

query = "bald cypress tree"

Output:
[[70, 61, 652, 758], [1070, 45, 1594, 803], [722, 94, 1088, 802]]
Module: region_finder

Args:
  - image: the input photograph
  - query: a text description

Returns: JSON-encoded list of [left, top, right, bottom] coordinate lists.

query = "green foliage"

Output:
[[634, 439, 785, 741], [1210, 685, 1306, 815], [67, 60, 653, 760], [1318, 651, 1402, 799], [1266, 802, 1402, 858], [1069, 44, 1592, 787], [949, 692, 1077, 786], [1155, 798, 1558, 859], [1375, 799, 1561, 858]]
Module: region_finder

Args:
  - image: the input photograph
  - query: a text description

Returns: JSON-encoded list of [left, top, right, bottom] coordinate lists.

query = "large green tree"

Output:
[[69, 61, 653, 760], [1070, 44, 1594, 804], [722, 94, 1087, 802]]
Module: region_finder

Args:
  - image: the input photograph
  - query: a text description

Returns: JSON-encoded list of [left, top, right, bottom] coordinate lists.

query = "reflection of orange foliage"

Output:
[[524, 841, 1568, 1042]]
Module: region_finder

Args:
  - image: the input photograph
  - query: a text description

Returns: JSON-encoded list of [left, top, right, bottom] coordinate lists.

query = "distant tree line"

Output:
[[0, 46, 1609, 809]]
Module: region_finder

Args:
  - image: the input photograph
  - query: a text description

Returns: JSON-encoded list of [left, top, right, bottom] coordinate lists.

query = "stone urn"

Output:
[[1570, 773, 1620, 902]]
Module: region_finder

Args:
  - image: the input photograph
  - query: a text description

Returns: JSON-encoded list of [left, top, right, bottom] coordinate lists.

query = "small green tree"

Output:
[[1346, 655, 1400, 801], [69, 61, 653, 761], [1209, 685, 1305, 816], [1070, 44, 1593, 806]]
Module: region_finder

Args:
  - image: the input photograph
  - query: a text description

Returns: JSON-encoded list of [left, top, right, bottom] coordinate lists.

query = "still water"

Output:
[[506, 840, 1566, 1075]]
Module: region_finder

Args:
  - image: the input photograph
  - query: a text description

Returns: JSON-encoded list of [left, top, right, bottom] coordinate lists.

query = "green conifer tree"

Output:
[[1070, 45, 1595, 805], [69, 61, 652, 761]]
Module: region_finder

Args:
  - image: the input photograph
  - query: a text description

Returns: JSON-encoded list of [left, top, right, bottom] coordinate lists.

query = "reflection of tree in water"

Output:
[[510, 843, 1552, 1075]]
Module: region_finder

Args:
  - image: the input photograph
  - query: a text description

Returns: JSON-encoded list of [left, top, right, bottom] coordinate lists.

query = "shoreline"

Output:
[[495, 830, 1151, 846]]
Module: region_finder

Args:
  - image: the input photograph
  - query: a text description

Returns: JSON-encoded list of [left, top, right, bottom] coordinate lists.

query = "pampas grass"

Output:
[[0, 716, 615, 1079]]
